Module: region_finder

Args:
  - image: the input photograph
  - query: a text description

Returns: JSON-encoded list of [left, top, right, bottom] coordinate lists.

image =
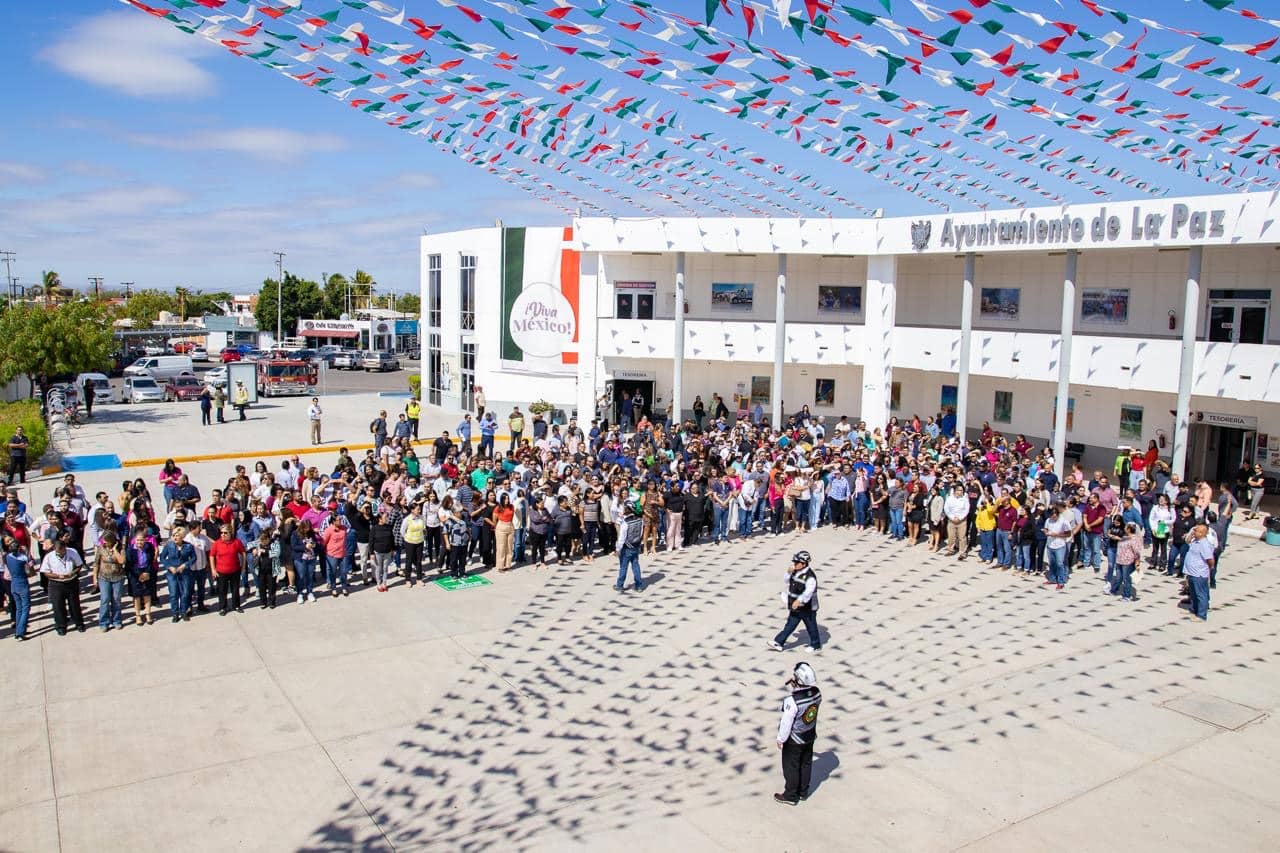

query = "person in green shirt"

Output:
[[470, 458, 494, 492]]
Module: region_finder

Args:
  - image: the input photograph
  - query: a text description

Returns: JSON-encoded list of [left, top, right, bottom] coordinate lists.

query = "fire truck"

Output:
[[256, 358, 318, 397]]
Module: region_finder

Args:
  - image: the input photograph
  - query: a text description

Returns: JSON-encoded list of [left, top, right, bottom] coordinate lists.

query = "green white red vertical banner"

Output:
[[500, 226, 580, 375]]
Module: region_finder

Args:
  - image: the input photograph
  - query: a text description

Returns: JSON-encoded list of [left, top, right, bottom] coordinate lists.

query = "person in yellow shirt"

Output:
[[405, 397, 421, 441], [975, 501, 998, 563]]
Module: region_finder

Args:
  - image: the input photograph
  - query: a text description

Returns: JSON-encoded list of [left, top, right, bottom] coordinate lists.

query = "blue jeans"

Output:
[[795, 499, 811, 530], [713, 506, 729, 542], [995, 530, 1012, 566], [325, 555, 349, 592], [98, 578, 124, 628], [889, 507, 905, 539], [1104, 545, 1119, 585], [10, 578, 30, 637], [1167, 542, 1189, 575], [1110, 562, 1135, 598], [616, 545, 642, 589], [978, 529, 995, 561], [739, 504, 755, 537], [854, 493, 870, 527], [1081, 532, 1102, 570], [754, 497, 768, 527], [774, 606, 821, 650], [165, 570, 190, 616], [1047, 547, 1068, 585], [809, 498, 822, 530], [514, 526, 526, 562], [1186, 575, 1210, 619], [1017, 542, 1033, 571], [478, 435, 494, 457], [296, 557, 317, 596]]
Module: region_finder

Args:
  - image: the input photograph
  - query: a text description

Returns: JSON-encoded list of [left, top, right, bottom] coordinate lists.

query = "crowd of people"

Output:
[[0, 399, 1265, 640]]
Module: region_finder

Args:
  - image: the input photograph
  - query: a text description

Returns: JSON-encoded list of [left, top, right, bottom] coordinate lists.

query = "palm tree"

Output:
[[175, 286, 190, 321], [42, 270, 73, 304], [353, 269, 375, 310]]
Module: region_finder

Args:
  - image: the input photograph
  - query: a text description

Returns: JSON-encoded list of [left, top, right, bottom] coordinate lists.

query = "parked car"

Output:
[[164, 374, 204, 402], [361, 351, 401, 372], [142, 343, 169, 356], [121, 375, 166, 404], [241, 348, 266, 362], [123, 355, 195, 382], [333, 350, 363, 370], [75, 372, 113, 406], [191, 346, 209, 362], [220, 348, 242, 363], [203, 366, 228, 388]]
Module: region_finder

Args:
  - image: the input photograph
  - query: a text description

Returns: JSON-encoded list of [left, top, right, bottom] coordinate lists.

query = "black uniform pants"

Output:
[[7, 454, 26, 484], [48, 578, 84, 632], [216, 571, 241, 613], [781, 739, 814, 801]]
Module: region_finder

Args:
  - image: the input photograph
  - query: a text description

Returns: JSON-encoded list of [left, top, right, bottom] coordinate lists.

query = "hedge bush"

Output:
[[0, 400, 48, 463]]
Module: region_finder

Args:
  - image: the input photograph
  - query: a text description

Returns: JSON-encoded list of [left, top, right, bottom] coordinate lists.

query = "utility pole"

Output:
[[0, 251, 15, 307], [273, 251, 286, 344], [122, 282, 134, 300], [88, 276, 103, 302]]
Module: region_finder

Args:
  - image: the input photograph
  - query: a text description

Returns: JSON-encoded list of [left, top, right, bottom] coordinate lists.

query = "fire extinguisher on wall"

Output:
[[1157, 428, 1167, 449]]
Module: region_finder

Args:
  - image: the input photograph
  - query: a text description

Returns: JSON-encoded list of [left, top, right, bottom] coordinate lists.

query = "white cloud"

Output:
[[19, 185, 189, 226], [123, 127, 347, 162], [0, 162, 46, 186], [40, 11, 218, 98]]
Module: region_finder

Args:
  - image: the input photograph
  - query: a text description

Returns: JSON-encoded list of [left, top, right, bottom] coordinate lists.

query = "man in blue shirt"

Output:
[[1182, 524, 1216, 620], [456, 414, 473, 458], [478, 412, 498, 458], [940, 408, 957, 437]]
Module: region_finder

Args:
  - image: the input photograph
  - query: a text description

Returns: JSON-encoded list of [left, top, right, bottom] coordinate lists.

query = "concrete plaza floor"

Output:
[[3, 509, 1279, 851]]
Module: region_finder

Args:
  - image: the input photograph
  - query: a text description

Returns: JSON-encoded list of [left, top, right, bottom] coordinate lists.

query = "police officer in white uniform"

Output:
[[774, 661, 821, 805], [768, 550, 821, 652]]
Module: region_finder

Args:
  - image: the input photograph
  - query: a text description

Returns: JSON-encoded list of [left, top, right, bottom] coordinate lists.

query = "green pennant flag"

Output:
[[883, 52, 907, 84], [489, 19, 513, 39], [789, 14, 807, 39], [980, 20, 1004, 35], [938, 27, 960, 47], [1202, 0, 1233, 8], [845, 7, 878, 25], [951, 51, 973, 65]]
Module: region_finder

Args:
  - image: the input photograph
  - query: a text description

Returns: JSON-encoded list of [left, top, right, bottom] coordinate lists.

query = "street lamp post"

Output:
[[273, 251, 286, 345]]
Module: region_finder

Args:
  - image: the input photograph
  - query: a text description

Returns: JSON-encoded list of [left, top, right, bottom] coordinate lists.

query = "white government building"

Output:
[[421, 192, 1278, 488]]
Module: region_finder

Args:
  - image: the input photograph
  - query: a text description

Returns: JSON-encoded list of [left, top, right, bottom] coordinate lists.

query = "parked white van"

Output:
[[123, 355, 194, 381], [75, 372, 113, 405]]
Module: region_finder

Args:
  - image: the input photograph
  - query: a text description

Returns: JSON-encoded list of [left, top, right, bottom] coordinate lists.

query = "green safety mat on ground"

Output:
[[434, 575, 494, 591]]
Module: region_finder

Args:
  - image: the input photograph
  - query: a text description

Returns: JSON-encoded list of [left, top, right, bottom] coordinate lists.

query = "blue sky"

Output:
[[2, 0, 1277, 292]]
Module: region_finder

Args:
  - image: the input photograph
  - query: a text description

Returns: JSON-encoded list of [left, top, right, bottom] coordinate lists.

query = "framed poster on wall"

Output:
[[816, 286, 862, 315], [815, 378, 835, 407], [940, 384, 958, 411], [1081, 288, 1130, 325], [750, 375, 771, 408], [993, 390, 1012, 424], [1119, 404, 1144, 441], [711, 282, 754, 311], [980, 288, 1021, 320]]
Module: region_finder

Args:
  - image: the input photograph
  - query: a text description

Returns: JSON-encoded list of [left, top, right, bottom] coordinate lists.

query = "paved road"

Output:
[[103, 360, 419, 402], [3, 514, 1279, 851]]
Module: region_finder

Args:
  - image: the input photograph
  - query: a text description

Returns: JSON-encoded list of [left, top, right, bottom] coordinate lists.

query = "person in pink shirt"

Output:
[[159, 460, 183, 511], [319, 513, 350, 597]]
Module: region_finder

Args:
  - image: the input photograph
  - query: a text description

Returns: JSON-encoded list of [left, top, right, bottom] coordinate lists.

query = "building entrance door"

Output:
[[1206, 292, 1269, 344], [612, 379, 654, 429], [1188, 424, 1255, 486]]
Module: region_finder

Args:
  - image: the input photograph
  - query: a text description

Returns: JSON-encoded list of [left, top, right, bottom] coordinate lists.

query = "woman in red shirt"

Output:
[[209, 525, 246, 615], [493, 494, 516, 572]]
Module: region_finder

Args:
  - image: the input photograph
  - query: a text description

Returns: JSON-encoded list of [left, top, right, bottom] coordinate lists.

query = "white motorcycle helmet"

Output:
[[792, 662, 817, 688]]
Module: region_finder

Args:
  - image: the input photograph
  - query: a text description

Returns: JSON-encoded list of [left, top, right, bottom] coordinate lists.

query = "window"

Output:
[[427, 333, 442, 406], [1119, 404, 1143, 441], [461, 342, 477, 411], [459, 254, 476, 331], [993, 390, 1012, 424], [427, 254, 442, 329]]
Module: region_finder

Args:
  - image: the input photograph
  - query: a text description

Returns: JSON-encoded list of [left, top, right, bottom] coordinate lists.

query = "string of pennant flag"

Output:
[[118, 0, 1280, 216]]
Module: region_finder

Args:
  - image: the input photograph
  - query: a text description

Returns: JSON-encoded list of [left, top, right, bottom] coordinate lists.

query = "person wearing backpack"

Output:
[[370, 410, 388, 456]]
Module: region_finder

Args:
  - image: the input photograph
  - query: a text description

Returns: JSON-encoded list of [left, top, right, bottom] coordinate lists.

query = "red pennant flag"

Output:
[[886, 133, 894, 150], [457, 5, 483, 23], [439, 58, 464, 70], [1039, 35, 1067, 54], [984, 114, 998, 130], [236, 22, 262, 37], [742, 2, 757, 39], [619, 20, 643, 31], [1079, 0, 1104, 15], [398, 50, 425, 65], [407, 19, 442, 40], [706, 50, 731, 64], [353, 32, 371, 55], [974, 78, 995, 96], [1239, 75, 1263, 90], [544, 6, 573, 19], [991, 43, 1014, 65], [921, 42, 938, 58], [948, 9, 974, 24], [1247, 37, 1278, 57], [1112, 54, 1137, 74], [1185, 56, 1213, 71], [826, 29, 852, 47], [1053, 21, 1077, 36]]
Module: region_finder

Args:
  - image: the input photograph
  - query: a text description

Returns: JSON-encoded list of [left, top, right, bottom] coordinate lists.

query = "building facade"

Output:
[[422, 192, 1278, 485]]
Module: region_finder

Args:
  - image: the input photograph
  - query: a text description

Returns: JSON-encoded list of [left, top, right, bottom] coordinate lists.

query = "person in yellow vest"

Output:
[[233, 381, 250, 421], [405, 397, 421, 441]]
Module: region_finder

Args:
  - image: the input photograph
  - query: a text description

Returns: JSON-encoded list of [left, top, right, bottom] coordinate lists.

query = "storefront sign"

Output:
[[395, 319, 417, 335], [615, 281, 656, 290], [613, 369, 655, 381], [1196, 411, 1258, 430], [917, 203, 1227, 252], [509, 283, 576, 358], [298, 318, 360, 338]]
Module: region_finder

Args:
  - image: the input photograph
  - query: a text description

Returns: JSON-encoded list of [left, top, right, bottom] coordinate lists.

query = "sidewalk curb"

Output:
[[119, 434, 508, 468]]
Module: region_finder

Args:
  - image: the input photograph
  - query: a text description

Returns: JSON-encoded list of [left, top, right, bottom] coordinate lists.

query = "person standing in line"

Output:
[[307, 397, 323, 445], [405, 396, 421, 442], [943, 484, 970, 559], [614, 504, 645, 592], [320, 512, 351, 597], [124, 528, 157, 626], [1246, 464, 1266, 520], [371, 410, 389, 457], [210, 524, 246, 615], [507, 407, 525, 452], [494, 493, 516, 571], [1110, 522, 1143, 602], [768, 551, 821, 653], [4, 535, 32, 640], [442, 501, 471, 580], [92, 531, 126, 631], [159, 526, 196, 622], [40, 538, 86, 635], [474, 385, 486, 420], [773, 662, 822, 806], [199, 387, 213, 426], [399, 502, 426, 586], [233, 381, 250, 421], [370, 507, 396, 591], [1182, 523, 1216, 621], [478, 413, 498, 458], [7, 426, 28, 484], [456, 414, 473, 459], [1042, 504, 1074, 591]]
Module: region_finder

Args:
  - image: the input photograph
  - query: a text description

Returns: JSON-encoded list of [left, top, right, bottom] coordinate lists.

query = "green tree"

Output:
[[0, 302, 115, 395], [185, 290, 233, 317], [255, 274, 324, 338], [118, 288, 179, 328], [41, 270, 73, 305], [352, 268, 375, 310], [396, 293, 421, 315], [322, 273, 350, 318]]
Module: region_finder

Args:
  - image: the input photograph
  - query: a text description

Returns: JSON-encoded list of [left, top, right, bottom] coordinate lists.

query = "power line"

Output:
[[0, 250, 15, 307]]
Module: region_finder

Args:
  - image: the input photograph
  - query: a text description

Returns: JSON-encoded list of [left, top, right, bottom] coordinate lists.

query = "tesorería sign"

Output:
[[509, 283, 576, 358]]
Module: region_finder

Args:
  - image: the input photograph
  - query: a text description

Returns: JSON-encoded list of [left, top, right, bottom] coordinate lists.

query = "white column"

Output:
[[860, 256, 898, 428], [1172, 246, 1202, 479], [957, 252, 974, 442], [673, 252, 685, 426], [1051, 249, 1078, 466], [576, 252, 602, 425], [772, 254, 787, 428]]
